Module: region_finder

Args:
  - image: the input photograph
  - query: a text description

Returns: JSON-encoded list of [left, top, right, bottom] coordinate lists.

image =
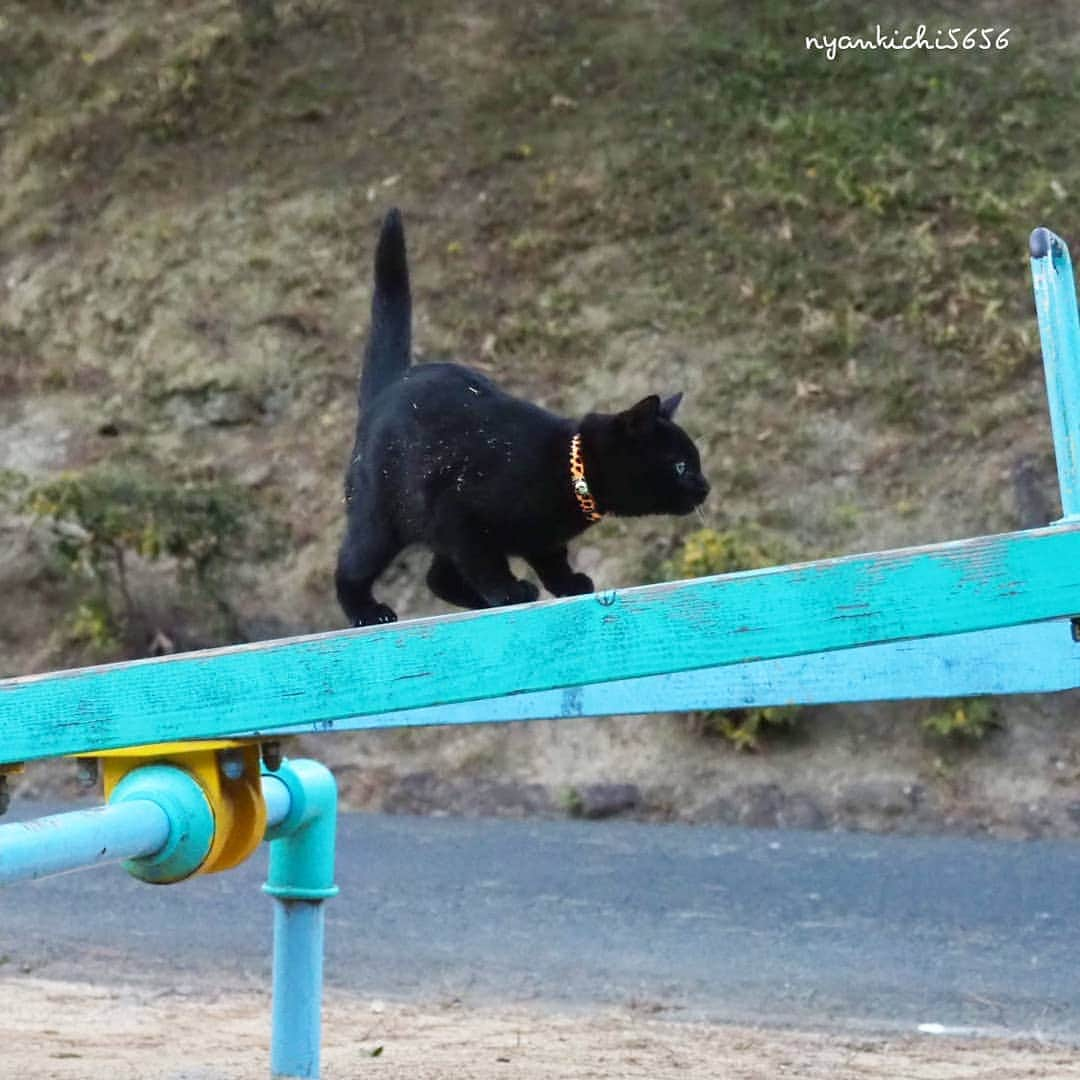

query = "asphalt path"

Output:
[[2, 799, 1079, 1040]]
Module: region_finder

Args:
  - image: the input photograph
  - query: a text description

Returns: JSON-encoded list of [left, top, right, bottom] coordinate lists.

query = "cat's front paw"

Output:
[[560, 572, 594, 597], [505, 579, 540, 606], [353, 603, 398, 627]]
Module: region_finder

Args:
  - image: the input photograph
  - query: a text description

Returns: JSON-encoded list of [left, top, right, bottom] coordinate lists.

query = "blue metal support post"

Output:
[[262, 760, 339, 1080]]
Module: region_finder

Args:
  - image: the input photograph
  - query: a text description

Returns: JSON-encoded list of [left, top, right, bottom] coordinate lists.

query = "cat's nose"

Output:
[[690, 475, 710, 501]]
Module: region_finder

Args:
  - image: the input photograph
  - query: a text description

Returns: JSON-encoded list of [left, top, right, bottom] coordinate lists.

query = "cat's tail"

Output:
[[359, 208, 411, 412]]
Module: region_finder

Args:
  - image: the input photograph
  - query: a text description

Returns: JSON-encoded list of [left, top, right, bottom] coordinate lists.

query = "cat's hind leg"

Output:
[[335, 492, 401, 627], [432, 504, 539, 609], [426, 555, 487, 610]]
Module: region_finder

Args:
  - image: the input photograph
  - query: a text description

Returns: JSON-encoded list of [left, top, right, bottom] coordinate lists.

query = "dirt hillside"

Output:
[[4, 0, 1080, 835]]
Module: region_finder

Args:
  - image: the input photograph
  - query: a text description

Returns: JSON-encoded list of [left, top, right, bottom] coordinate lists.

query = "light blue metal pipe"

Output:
[[264, 760, 339, 902], [110, 764, 215, 884], [1031, 226, 1080, 520], [2, 762, 216, 887], [270, 899, 325, 1080], [0, 799, 170, 885], [0, 771, 293, 891], [263, 760, 338, 1080], [263, 772, 292, 830]]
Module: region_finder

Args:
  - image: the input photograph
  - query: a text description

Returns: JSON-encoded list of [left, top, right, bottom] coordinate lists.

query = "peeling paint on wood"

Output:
[[254, 618, 1080, 736]]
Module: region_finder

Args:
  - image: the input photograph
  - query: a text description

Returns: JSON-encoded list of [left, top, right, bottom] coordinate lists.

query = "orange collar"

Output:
[[570, 434, 604, 523]]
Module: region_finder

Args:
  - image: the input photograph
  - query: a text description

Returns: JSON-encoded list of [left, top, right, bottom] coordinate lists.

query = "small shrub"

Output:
[[689, 705, 800, 752], [922, 698, 1001, 743], [668, 525, 792, 580], [22, 463, 289, 650], [68, 597, 118, 649]]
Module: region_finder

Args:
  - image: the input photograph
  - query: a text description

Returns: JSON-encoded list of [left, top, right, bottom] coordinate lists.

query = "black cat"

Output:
[[335, 209, 710, 627]]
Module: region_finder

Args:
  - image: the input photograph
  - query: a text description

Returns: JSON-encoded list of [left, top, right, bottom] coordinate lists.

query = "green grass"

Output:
[[466, 2, 1072, 382]]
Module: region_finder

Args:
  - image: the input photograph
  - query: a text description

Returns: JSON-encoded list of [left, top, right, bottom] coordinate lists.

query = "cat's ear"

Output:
[[619, 395, 661, 438], [659, 392, 684, 420]]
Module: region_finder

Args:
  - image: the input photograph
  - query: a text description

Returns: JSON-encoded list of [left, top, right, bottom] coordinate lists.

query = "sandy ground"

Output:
[[5, 977, 1080, 1080]]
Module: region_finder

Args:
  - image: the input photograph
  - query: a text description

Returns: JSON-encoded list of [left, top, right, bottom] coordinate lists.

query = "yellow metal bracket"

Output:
[[94, 740, 267, 876]]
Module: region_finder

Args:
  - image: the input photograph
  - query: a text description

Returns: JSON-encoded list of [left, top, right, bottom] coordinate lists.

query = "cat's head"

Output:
[[581, 393, 709, 518]]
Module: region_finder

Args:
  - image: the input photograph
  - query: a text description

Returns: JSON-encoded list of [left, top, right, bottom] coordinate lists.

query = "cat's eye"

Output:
[[674, 461, 687, 476]]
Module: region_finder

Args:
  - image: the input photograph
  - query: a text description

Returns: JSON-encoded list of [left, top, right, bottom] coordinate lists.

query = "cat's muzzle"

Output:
[[676, 473, 710, 513]]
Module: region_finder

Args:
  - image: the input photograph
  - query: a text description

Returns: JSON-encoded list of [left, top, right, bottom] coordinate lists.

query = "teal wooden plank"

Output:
[[252, 618, 1080, 735], [4, 524, 1080, 763]]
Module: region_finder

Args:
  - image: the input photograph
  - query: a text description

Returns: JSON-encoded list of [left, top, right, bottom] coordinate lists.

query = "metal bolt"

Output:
[[75, 758, 99, 789], [219, 749, 245, 781], [261, 741, 283, 772]]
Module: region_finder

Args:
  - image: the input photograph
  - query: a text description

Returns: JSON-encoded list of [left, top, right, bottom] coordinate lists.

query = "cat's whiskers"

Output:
[[695, 505, 707, 525]]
